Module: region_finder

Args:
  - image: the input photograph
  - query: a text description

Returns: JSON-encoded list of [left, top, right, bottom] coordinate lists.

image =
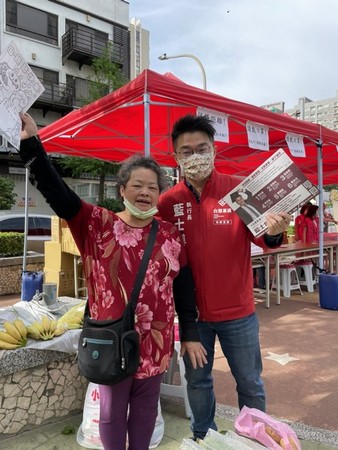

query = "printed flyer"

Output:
[[221, 149, 319, 236]]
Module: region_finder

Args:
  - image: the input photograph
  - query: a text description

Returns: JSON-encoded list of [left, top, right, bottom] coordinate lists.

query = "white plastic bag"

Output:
[[77, 383, 102, 449], [77, 383, 164, 449]]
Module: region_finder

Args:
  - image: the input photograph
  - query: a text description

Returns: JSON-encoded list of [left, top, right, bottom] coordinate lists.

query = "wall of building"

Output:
[[285, 92, 338, 131]]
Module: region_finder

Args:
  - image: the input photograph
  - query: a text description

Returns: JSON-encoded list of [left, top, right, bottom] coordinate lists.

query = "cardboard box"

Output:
[[61, 227, 80, 256], [44, 268, 75, 297], [51, 216, 66, 242], [44, 241, 75, 270]]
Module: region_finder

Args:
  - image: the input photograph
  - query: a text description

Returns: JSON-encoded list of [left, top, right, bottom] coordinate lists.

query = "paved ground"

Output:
[[213, 289, 338, 434]]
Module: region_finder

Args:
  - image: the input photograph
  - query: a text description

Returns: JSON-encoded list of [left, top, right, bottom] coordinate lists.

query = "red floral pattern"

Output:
[[67, 202, 184, 379]]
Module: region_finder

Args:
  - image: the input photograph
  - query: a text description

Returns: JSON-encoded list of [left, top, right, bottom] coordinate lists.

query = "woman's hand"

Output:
[[180, 341, 207, 369], [20, 112, 39, 140], [265, 212, 292, 236]]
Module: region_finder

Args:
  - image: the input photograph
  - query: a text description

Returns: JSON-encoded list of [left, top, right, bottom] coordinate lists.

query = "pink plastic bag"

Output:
[[235, 406, 302, 450]]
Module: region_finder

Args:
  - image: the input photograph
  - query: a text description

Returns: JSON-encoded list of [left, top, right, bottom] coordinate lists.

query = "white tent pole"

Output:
[[317, 140, 324, 270], [22, 167, 29, 272], [143, 93, 150, 157]]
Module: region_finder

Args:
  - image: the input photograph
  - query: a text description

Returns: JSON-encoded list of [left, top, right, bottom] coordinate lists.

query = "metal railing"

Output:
[[62, 28, 123, 65], [34, 79, 74, 110]]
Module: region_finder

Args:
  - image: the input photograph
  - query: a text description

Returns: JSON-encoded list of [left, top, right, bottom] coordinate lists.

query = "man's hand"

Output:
[[265, 211, 291, 236], [20, 112, 39, 140], [180, 341, 207, 369]]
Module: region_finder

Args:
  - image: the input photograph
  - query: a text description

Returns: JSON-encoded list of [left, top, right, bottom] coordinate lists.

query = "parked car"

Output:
[[0, 214, 51, 253]]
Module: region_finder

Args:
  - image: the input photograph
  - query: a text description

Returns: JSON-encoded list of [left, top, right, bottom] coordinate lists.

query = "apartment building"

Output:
[[285, 93, 338, 132], [129, 17, 149, 80], [262, 92, 338, 133], [0, 0, 149, 213], [0, 0, 131, 128]]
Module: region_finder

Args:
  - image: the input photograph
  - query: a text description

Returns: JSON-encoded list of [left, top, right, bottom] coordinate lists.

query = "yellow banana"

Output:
[[26, 321, 44, 339], [31, 320, 44, 334], [66, 323, 81, 330], [41, 315, 51, 334], [26, 326, 41, 340], [13, 319, 27, 340], [58, 302, 85, 325], [0, 330, 20, 345], [3, 321, 22, 341], [49, 319, 58, 334], [0, 339, 22, 350], [54, 324, 67, 337]]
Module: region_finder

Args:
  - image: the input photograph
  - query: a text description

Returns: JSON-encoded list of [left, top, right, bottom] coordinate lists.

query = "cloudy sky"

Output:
[[129, 0, 338, 110]]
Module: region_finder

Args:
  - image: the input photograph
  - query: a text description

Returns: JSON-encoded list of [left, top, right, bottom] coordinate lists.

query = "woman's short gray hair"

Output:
[[116, 154, 167, 197]]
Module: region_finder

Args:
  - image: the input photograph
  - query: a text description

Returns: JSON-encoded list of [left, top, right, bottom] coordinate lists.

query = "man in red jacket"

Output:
[[157, 114, 291, 441]]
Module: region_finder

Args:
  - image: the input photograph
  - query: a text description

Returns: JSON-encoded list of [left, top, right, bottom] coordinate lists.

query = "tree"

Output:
[[59, 42, 126, 204], [88, 42, 126, 100], [0, 176, 17, 210], [60, 157, 119, 203]]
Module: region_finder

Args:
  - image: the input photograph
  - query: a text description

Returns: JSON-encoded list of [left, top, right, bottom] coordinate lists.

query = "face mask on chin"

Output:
[[179, 152, 215, 181], [123, 198, 158, 220]]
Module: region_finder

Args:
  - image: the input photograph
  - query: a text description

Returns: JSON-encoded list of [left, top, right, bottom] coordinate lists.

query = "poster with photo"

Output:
[[221, 149, 319, 236]]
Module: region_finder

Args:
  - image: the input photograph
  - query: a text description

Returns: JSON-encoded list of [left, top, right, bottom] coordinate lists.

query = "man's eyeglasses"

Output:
[[176, 144, 213, 159]]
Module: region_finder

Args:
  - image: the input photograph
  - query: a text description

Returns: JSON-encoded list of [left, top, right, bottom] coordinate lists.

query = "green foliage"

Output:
[[287, 224, 295, 237], [98, 197, 123, 213], [58, 157, 120, 203], [58, 43, 126, 203], [59, 157, 119, 179], [0, 177, 17, 210], [87, 41, 127, 103], [324, 185, 338, 191], [0, 232, 24, 257]]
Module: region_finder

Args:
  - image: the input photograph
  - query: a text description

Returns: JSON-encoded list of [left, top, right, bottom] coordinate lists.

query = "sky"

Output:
[[129, 0, 338, 110]]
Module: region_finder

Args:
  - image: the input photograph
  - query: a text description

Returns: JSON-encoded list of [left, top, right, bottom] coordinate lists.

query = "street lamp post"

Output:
[[158, 53, 207, 90]]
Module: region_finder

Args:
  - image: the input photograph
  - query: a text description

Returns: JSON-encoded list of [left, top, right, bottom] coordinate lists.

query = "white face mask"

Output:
[[123, 198, 158, 220], [179, 152, 215, 181]]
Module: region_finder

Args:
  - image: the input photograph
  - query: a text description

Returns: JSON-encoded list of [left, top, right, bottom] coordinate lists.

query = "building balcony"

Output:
[[33, 80, 74, 117], [62, 28, 123, 70]]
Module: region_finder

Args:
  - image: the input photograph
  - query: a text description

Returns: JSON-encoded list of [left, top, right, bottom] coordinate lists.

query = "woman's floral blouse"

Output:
[[68, 201, 186, 379]]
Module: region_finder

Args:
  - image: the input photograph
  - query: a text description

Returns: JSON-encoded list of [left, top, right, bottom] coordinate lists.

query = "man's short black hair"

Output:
[[171, 114, 216, 149]]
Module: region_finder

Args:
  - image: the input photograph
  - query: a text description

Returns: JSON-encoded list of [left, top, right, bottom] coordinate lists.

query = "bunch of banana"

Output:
[[0, 319, 27, 350], [26, 315, 59, 341], [57, 302, 85, 330]]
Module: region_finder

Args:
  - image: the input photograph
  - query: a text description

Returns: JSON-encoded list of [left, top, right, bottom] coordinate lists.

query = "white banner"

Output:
[[286, 133, 306, 157], [246, 121, 269, 151], [197, 107, 229, 142]]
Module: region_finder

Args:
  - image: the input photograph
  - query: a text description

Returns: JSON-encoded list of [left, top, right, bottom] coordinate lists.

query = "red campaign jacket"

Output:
[[158, 170, 276, 322]]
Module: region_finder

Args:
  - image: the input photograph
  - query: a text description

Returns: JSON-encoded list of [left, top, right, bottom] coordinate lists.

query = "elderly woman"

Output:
[[19, 112, 206, 450]]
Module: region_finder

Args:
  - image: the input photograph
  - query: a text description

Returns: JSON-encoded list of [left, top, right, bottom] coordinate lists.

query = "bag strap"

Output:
[[84, 219, 158, 318], [129, 218, 158, 307]]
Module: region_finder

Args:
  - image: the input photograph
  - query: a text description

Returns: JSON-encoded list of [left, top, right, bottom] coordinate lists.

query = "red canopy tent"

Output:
[[39, 69, 338, 268], [39, 69, 338, 185]]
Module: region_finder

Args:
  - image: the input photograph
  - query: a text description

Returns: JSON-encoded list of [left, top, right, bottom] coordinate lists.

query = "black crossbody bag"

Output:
[[77, 219, 158, 385]]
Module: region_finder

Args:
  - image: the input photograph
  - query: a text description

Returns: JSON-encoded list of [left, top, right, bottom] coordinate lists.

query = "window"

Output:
[[106, 186, 118, 198], [6, 0, 58, 45], [74, 183, 90, 197], [33, 217, 51, 236], [31, 66, 63, 103], [66, 75, 90, 107], [30, 66, 58, 84]]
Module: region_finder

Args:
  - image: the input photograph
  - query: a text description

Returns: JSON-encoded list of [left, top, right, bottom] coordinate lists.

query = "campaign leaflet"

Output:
[[0, 41, 44, 149], [221, 148, 319, 237]]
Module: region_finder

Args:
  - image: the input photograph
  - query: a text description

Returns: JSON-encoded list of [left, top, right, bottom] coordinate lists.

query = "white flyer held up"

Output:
[[0, 41, 44, 149], [221, 149, 319, 237]]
